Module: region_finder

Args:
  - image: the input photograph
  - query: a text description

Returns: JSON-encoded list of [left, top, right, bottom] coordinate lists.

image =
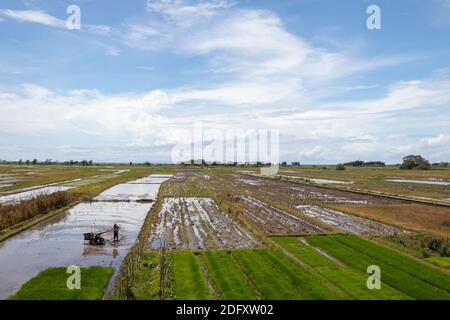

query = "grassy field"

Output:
[[232, 249, 347, 299], [425, 257, 450, 269], [201, 250, 258, 299], [306, 235, 450, 299], [272, 237, 410, 300], [9, 266, 114, 300], [170, 251, 212, 300], [275, 165, 450, 201]]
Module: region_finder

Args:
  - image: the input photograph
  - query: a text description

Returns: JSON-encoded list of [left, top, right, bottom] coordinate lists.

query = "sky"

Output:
[[0, 0, 449, 164]]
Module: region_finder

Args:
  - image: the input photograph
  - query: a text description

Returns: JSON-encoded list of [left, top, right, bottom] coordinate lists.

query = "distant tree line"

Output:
[[343, 160, 385, 167]]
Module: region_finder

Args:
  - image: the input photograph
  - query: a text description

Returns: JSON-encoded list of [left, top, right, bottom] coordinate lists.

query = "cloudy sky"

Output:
[[0, 0, 449, 164]]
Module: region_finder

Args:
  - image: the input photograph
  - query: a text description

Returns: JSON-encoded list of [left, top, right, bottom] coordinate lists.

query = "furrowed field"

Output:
[[0, 164, 449, 300]]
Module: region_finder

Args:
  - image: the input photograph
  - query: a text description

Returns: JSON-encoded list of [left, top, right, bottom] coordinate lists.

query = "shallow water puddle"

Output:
[[127, 175, 172, 184], [305, 178, 353, 184], [296, 205, 409, 236], [386, 179, 450, 186]]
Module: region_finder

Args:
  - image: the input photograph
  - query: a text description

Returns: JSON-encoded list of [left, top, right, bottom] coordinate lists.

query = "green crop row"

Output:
[[231, 249, 347, 299], [273, 237, 410, 300], [306, 235, 450, 300], [201, 250, 258, 299], [170, 251, 212, 300], [328, 235, 450, 293], [10, 266, 114, 300]]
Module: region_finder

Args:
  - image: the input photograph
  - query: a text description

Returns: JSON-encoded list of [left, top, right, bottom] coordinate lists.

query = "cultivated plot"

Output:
[[149, 197, 261, 250], [306, 235, 450, 299], [296, 205, 409, 235], [94, 174, 172, 201], [237, 196, 330, 235]]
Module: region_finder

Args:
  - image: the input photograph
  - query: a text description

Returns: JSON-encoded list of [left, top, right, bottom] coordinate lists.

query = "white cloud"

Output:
[[0, 9, 65, 27], [420, 134, 450, 147], [146, 0, 235, 23], [0, 9, 112, 35], [299, 145, 325, 158]]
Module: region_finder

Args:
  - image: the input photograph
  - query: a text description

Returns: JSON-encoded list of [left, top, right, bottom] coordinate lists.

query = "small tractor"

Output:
[[83, 230, 110, 246]]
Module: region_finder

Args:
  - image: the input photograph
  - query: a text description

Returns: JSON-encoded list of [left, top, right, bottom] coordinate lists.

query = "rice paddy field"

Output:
[[0, 164, 450, 300]]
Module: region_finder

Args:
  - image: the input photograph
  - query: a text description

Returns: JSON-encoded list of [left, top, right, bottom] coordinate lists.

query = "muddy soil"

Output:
[[296, 205, 409, 235], [237, 196, 330, 235], [148, 197, 261, 250], [234, 174, 401, 205]]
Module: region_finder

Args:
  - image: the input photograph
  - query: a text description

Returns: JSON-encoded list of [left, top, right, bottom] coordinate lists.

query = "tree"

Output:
[[400, 155, 431, 170], [336, 164, 346, 170], [281, 161, 287, 166], [32, 159, 38, 164]]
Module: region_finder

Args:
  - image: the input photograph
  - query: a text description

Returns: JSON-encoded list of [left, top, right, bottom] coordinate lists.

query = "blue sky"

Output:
[[0, 0, 450, 163]]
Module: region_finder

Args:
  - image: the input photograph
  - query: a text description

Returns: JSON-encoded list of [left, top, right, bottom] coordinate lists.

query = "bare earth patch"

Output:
[[237, 196, 330, 235], [148, 197, 261, 250]]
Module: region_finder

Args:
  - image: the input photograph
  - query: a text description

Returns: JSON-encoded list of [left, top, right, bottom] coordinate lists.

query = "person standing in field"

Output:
[[113, 224, 120, 242]]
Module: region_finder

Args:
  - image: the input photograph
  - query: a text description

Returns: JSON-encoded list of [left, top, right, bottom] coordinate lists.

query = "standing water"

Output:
[[0, 174, 172, 299]]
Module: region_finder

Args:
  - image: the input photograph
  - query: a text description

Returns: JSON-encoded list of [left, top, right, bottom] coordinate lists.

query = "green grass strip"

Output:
[[170, 251, 212, 300], [201, 250, 258, 300], [9, 266, 114, 300], [307, 235, 450, 300], [274, 237, 410, 300], [329, 235, 450, 293], [425, 257, 450, 269], [232, 249, 346, 300]]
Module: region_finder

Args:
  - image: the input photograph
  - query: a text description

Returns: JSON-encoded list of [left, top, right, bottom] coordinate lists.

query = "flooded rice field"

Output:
[[235, 174, 398, 205], [94, 183, 160, 201], [304, 178, 353, 185], [0, 178, 83, 197], [0, 174, 170, 299], [296, 205, 409, 235], [128, 175, 173, 184], [148, 197, 261, 250], [0, 201, 153, 299], [94, 175, 172, 201], [237, 196, 330, 235], [386, 179, 450, 186], [278, 175, 353, 184], [0, 186, 74, 204]]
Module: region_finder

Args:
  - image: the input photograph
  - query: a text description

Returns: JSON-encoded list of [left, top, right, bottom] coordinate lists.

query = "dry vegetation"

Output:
[[330, 203, 450, 237], [0, 191, 78, 232]]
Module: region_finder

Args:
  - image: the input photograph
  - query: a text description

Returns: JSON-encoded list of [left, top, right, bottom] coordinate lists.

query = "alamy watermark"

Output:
[[170, 123, 280, 176], [66, 5, 81, 30], [366, 265, 381, 290], [66, 265, 81, 290], [367, 5, 381, 30]]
